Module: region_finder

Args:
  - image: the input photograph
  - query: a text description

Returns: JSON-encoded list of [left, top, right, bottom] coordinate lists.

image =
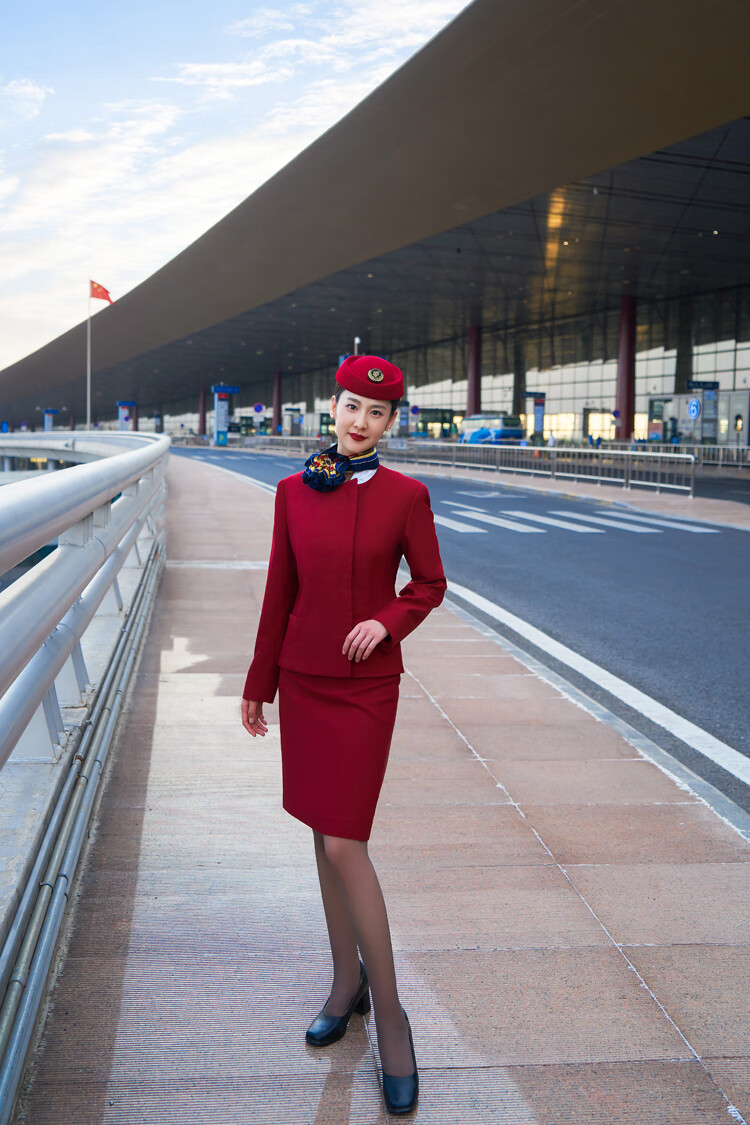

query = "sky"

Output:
[[0, 1, 467, 371]]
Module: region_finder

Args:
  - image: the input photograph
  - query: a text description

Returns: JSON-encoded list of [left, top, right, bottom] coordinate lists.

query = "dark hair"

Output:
[[333, 384, 400, 416]]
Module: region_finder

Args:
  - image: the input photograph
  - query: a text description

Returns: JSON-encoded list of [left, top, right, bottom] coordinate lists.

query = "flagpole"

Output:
[[86, 281, 91, 430]]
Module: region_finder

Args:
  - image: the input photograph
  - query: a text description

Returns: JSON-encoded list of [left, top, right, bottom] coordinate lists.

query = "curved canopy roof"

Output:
[[1, 0, 748, 423]]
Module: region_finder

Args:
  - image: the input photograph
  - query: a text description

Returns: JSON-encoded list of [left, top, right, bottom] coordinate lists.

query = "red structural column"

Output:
[[615, 295, 636, 441], [198, 388, 207, 436], [466, 325, 482, 416], [132, 403, 139, 431], [272, 371, 282, 435], [69, 414, 75, 430]]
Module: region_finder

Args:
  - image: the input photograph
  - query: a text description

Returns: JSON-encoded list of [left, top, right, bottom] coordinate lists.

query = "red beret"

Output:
[[335, 354, 403, 401]]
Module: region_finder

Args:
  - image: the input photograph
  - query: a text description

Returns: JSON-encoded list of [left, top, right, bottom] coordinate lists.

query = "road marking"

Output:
[[548, 510, 660, 533], [434, 515, 487, 534], [189, 461, 278, 495], [595, 510, 720, 533], [444, 504, 544, 533], [501, 509, 604, 533], [447, 580, 750, 786], [456, 490, 503, 498]]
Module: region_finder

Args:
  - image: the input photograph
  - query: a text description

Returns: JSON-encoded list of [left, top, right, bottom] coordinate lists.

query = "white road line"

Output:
[[442, 501, 486, 511], [548, 510, 660, 533], [500, 509, 604, 533], [189, 461, 278, 495], [595, 510, 720, 533], [456, 490, 503, 498], [445, 505, 544, 533], [434, 515, 487, 534], [447, 580, 750, 786]]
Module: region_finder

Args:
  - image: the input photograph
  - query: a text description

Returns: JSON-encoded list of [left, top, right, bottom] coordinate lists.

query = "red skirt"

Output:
[[277, 668, 401, 841]]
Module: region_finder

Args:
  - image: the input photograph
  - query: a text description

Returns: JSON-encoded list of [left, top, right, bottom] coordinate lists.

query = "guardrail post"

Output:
[[41, 686, 64, 751], [71, 641, 90, 694], [59, 515, 94, 547], [624, 454, 631, 490]]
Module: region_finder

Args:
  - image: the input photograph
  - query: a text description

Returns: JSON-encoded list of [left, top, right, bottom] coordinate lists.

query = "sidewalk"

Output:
[[13, 455, 750, 1124]]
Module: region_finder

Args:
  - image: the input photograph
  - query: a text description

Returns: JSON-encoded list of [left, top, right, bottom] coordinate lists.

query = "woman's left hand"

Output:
[[342, 619, 389, 662]]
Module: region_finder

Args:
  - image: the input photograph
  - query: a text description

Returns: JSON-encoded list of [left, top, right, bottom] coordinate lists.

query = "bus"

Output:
[[459, 413, 524, 444]]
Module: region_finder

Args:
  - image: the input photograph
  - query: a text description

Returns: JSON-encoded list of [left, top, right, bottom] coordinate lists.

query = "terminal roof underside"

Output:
[[6, 119, 750, 423], [54, 117, 748, 419]]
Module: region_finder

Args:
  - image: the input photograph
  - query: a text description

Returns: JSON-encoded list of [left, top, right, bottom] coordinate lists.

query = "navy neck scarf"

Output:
[[302, 442, 379, 492]]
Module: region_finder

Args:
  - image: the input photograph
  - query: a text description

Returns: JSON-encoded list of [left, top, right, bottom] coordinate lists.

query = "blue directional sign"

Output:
[[253, 403, 264, 413], [687, 380, 719, 391], [210, 384, 240, 394], [687, 398, 701, 420]]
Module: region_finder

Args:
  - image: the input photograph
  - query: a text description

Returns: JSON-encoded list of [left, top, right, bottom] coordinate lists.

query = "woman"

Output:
[[241, 354, 446, 1116]]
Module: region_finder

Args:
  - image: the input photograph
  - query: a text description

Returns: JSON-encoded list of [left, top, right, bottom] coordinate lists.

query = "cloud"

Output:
[[0, 1, 467, 370], [227, 7, 311, 38], [155, 0, 465, 98], [44, 130, 96, 143], [157, 59, 291, 99], [0, 78, 54, 119]]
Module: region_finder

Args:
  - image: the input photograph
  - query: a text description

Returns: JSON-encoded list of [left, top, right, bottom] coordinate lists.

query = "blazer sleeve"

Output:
[[243, 480, 298, 703], [375, 482, 446, 649]]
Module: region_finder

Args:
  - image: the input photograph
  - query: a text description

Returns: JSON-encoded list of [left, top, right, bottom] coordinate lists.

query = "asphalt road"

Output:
[[174, 447, 750, 787]]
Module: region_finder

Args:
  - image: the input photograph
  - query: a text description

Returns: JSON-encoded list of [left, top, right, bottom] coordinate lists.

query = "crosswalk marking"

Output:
[[500, 509, 604, 533], [434, 514, 487, 534], [443, 504, 544, 533], [594, 510, 720, 533], [548, 510, 660, 533], [456, 490, 503, 498]]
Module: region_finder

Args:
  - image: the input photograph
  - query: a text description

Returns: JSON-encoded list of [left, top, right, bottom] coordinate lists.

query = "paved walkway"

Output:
[[14, 456, 750, 1124]]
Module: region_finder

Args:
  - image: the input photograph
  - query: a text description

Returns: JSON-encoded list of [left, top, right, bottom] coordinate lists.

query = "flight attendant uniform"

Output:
[[243, 358, 446, 841]]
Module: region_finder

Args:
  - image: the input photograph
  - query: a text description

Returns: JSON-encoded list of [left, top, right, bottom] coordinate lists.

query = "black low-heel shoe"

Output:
[[305, 962, 371, 1047], [381, 1009, 419, 1116]]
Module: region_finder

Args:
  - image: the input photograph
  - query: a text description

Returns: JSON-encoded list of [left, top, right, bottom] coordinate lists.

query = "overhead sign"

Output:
[[687, 380, 720, 390], [211, 384, 240, 394]]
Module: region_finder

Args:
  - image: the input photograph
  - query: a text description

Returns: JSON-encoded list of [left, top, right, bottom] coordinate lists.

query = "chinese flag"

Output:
[[90, 280, 113, 304]]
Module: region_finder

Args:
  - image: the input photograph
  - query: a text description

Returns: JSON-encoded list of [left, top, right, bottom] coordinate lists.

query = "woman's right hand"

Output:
[[242, 698, 268, 738]]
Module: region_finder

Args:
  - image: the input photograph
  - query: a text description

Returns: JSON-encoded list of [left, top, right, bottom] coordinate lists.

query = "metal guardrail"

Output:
[[382, 441, 696, 495], [0, 433, 170, 763], [186, 434, 696, 495], [0, 432, 169, 1122]]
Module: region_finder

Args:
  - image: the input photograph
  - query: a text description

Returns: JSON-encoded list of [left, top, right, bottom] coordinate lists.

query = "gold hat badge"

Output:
[[367, 368, 384, 382]]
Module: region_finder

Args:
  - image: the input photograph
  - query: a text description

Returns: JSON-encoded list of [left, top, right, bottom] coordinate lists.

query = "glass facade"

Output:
[[383, 285, 750, 442]]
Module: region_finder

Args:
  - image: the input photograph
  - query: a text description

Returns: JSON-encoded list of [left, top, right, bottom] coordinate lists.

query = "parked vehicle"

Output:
[[459, 413, 524, 443]]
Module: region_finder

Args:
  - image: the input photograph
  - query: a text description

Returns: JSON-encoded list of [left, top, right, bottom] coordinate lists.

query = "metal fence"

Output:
[[0, 432, 170, 1122], [381, 441, 696, 494], [191, 434, 696, 495]]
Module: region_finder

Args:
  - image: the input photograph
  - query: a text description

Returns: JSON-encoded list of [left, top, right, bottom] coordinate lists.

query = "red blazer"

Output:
[[243, 466, 447, 702]]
